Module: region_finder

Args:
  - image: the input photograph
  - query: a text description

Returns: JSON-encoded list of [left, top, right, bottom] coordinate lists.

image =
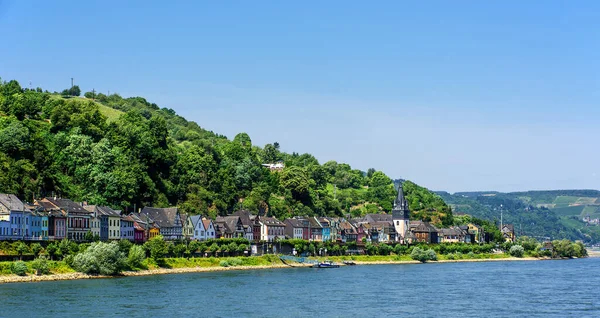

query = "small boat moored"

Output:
[[313, 261, 340, 268], [342, 261, 356, 266]]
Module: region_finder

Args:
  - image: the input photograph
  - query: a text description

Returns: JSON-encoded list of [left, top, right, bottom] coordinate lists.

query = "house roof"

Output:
[[260, 216, 284, 226], [43, 197, 88, 214], [232, 210, 254, 227], [97, 206, 121, 217], [0, 194, 25, 213], [284, 218, 305, 228], [190, 215, 203, 230], [202, 218, 212, 231], [128, 213, 150, 230], [215, 216, 242, 233], [365, 214, 392, 223], [438, 227, 464, 236], [410, 221, 438, 233], [140, 207, 180, 228]]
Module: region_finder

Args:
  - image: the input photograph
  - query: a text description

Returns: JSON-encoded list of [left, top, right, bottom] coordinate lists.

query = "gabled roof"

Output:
[[260, 216, 284, 226], [410, 221, 438, 233], [215, 216, 243, 233], [190, 215, 204, 230], [365, 214, 392, 223], [94, 206, 121, 217], [0, 194, 25, 213], [306, 217, 322, 229], [43, 197, 88, 214], [180, 213, 189, 226], [140, 207, 180, 228], [502, 224, 515, 232], [232, 210, 254, 227], [202, 218, 213, 230], [128, 213, 150, 230], [284, 218, 305, 228]]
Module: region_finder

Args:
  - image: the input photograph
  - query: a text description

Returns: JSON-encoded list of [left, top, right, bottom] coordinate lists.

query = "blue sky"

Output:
[[1, 1, 598, 192]]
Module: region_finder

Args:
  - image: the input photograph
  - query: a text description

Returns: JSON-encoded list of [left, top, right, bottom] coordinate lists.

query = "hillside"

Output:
[[439, 190, 600, 243], [0, 78, 452, 223]]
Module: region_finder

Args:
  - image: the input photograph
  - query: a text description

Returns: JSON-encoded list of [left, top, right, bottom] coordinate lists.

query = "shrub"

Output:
[[509, 245, 525, 258], [128, 245, 146, 269], [467, 252, 476, 259], [219, 260, 229, 267], [11, 261, 28, 276], [144, 236, 168, 265], [446, 253, 455, 260], [31, 256, 50, 275], [411, 247, 437, 263], [64, 254, 75, 268], [227, 258, 243, 266], [72, 242, 126, 275]]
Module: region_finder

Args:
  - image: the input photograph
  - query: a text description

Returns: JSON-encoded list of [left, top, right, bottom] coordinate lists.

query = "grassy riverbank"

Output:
[[0, 252, 555, 284]]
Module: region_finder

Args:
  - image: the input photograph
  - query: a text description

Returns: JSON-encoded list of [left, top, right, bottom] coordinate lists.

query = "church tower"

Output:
[[392, 183, 410, 242]]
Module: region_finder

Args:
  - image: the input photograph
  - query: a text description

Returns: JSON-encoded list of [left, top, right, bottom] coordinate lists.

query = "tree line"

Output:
[[0, 78, 452, 225]]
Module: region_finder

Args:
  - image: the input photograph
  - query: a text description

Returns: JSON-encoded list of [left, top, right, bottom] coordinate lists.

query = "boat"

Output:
[[312, 261, 340, 268], [342, 261, 356, 266]]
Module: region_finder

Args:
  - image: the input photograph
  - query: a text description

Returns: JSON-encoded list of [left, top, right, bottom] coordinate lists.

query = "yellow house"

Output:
[[149, 223, 160, 239], [467, 223, 484, 243]]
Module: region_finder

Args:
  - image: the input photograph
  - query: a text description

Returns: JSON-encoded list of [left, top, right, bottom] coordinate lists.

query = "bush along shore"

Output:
[[0, 236, 588, 284]]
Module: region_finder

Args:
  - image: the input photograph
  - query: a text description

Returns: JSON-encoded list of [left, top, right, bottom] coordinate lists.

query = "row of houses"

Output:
[[0, 194, 216, 243], [0, 193, 515, 244]]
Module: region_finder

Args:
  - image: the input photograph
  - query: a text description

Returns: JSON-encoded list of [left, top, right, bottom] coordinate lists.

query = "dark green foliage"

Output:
[[31, 256, 50, 275], [11, 261, 28, 276], [0, 78, 450, 222]]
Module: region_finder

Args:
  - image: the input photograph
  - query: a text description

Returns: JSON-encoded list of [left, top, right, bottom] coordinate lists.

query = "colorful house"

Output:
[[84, 206, 102, 239], [120, 215, 134, 241], [232, 210, 257, 241], [215, 216, 244, 239], [258, 216, 286, 242], [39, 197, 91, 242], [0, 194, 30, 240], [202, 218, 215, 240], [140, 207, 183, 240], [284, 218, 305, 239], [409, 221, 439, 244], [190, 215, 206, 241], [180, 213, 194, 240], [318, 217, 331, 242], [501, 224, 516, 242], [308, 217, 323, 241]]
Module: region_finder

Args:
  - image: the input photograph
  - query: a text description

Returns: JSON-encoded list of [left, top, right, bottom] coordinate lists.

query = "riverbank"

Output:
[[0, 254, 556, 284]]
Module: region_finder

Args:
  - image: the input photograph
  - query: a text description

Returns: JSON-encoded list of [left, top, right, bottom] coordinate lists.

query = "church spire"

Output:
[[394, 183, 407, 210]]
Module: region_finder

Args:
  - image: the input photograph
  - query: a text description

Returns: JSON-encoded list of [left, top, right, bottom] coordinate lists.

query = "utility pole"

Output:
[[71, 78, 74, 89], [92, 88, 96, 100]]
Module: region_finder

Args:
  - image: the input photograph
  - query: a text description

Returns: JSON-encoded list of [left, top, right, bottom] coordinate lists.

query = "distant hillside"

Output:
[[439, 190, 600, 243]]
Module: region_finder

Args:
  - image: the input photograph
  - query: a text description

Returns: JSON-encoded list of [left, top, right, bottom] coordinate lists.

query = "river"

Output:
[[1, 258, 599, 317]]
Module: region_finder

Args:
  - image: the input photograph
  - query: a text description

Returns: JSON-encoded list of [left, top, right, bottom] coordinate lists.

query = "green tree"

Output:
[[127, 245, 146, 269], [72, 242, 127, 275], [144, 235, 168, 264]]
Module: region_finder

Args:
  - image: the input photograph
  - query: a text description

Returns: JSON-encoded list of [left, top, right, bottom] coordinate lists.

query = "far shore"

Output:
[[0, 255, 564, 285]]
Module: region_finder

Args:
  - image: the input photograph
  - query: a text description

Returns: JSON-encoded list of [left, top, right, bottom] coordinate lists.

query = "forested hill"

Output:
[[438, 190, 600, 243], [0, 78, 452, 225]]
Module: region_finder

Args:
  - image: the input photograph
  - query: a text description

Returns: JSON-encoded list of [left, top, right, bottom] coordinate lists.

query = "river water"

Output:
[[1, 258, 599, 317]]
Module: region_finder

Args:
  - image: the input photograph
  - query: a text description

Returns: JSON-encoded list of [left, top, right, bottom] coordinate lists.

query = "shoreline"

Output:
[[0, 256, 556, 284]]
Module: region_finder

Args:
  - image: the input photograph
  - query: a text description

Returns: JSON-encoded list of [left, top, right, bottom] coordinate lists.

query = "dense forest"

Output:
[[0, 78, 452, 225]]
